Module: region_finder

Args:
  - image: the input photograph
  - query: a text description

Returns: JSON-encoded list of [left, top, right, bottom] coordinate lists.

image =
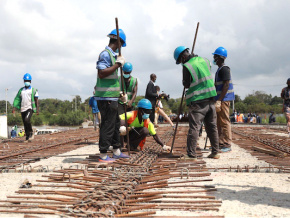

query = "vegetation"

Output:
[[0, 90, 285, 126]]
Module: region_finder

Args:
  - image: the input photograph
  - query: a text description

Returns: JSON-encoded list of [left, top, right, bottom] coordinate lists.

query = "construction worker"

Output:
[[118, 62, 138, 115], [95, 28, 129, 163], [12, 73, 39, 142], [281, 78, 290, 137], [11, 127, 16, 138], [154, 86, 174, 129], [174, 46, 220, 160], [119, 98, 171, 152], [145, 74, 160, 123], [18, 130, 25, 137], [213, 47, 235, 152], [89, 89, 101, 129]]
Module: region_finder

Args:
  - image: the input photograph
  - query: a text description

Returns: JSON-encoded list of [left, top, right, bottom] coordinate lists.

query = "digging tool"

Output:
[[115, 17, 130, 155], [170, 22, 200, 154]]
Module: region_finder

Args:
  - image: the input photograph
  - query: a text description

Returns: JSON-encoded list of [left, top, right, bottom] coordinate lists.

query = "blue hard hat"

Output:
[[108, 29, 127, 47], [23, 73, 32, 80], [123, 62, 133, 72], [212, 47, 227, 58], [137, 99, 152, 109], [174, 46, 189, 64], [287, 78, 290, 82]]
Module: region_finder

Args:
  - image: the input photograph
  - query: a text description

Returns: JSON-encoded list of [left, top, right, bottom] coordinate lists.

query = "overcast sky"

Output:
[[1, 0, 289, 104]]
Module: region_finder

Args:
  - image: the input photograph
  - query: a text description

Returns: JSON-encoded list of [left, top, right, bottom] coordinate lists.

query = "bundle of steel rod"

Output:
[[0, 126, 220, 217], [0, 128, 99, 171], [232, 126, 290, 171]]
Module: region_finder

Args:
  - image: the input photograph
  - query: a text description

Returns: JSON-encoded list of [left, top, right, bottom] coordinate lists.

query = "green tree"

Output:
[[270, 96, 283, 105]]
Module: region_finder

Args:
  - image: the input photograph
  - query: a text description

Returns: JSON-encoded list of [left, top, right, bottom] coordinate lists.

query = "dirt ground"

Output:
[[0, 127, 289, 217]]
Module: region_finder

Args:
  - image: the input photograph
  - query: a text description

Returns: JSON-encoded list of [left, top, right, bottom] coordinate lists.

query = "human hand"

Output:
[[120, 93, 128, 104], [127, 100, 133, 108], [215, 100, 221, 113], [162, 145, 171, 152], [119, 126, 127, 136], [116, 55, 125, 67]]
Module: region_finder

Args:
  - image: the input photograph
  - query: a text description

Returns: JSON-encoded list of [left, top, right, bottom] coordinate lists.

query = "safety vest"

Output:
[[183, 57, 217, 105], [127, 110, 149, 150], [118, 76, 137, 105], [95, 49, 120, 98], [214, 65, 235, 101], [13, 87, 37, 112], [237, 114, 243, 123]]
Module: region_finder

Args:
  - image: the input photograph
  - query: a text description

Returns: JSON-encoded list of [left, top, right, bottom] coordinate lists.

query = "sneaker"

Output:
[[183, 154, 198, 161], [113, 152, 130, 159], [220, 147, 232, 153], [98, 156, 116, 163], [207, 153, 220, 159]]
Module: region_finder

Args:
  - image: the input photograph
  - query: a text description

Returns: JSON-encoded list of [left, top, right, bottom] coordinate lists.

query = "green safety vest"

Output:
[[13, 87, 38, 112], [183, 57, 217, 105], [118, 76, 137, 105], [95, 49, 120, 98]]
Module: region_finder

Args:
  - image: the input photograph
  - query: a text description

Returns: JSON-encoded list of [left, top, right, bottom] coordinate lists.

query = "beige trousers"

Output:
[[217, 101, 232, 147]]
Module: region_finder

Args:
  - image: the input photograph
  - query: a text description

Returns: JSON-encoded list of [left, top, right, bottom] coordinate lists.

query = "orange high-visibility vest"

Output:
[[127, 110, 149, 150]]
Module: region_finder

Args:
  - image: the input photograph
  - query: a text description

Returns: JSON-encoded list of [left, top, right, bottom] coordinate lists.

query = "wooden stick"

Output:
[[170, 22, 200, 154], [115, 17, 130, 155]]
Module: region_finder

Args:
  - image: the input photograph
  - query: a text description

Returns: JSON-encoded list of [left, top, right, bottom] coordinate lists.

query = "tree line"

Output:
[[0, 90, 285, 126]]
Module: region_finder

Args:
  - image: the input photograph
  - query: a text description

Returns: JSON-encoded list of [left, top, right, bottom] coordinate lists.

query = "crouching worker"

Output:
[[119, 98, 171, 152]]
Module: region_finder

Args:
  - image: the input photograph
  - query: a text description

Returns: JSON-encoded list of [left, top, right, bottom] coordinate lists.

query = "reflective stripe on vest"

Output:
[[214, 65, 235, 101], [127, 110, 149, 150], [183, 57, 217, 105], [95, 49, 120, 97]]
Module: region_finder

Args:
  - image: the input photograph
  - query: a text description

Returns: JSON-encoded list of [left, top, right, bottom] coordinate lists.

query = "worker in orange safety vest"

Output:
[[119, 98, 171, 152]]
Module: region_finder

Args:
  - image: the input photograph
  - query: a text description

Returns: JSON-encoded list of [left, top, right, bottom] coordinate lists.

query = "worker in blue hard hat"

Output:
[[118, 62, 138, 115], [119, 98, 171, 152], [281, 78, 290, 137], [12, 73, 39, 142], [212, 47, 235, 152], [95, 28, 129, 163], [173, 46, 220, 160]]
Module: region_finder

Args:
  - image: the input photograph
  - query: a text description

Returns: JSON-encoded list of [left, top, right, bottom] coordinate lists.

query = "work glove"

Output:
[[119, 126, 127, 136], [215, 100, 222, 113], [119, 126, 131, 136], [120, 93, 128, 104], [116, 55, 125, 67], [162, 145, 171, 152]]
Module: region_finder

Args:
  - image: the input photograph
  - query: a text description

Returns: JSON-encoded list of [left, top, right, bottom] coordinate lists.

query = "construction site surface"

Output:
[[0, 124, 289, 217]]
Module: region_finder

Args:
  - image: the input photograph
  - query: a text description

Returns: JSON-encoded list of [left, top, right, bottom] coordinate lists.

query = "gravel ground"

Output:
[[0, 128, 289, 217]]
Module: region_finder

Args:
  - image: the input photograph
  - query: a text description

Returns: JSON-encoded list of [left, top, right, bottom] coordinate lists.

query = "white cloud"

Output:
[[0, 0, 289, 104]]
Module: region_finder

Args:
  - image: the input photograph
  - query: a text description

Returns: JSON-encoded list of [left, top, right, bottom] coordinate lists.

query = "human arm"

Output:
[[35, 97, 39, 115], [128, 79, 138, 108], [217, 66, 231, 101], [182, 66, 191, 88], [98, 64, 121, 79], [281, 88, 285, 99], [217, 80, 230, 101], [153, 134, 164, 147], [158, 108, 174, 127], [97, 51, 124, 79]]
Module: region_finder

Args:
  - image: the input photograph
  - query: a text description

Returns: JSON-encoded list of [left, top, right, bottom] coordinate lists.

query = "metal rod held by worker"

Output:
[[170, 22, 200, 154], [115, 17, 130, 155]]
